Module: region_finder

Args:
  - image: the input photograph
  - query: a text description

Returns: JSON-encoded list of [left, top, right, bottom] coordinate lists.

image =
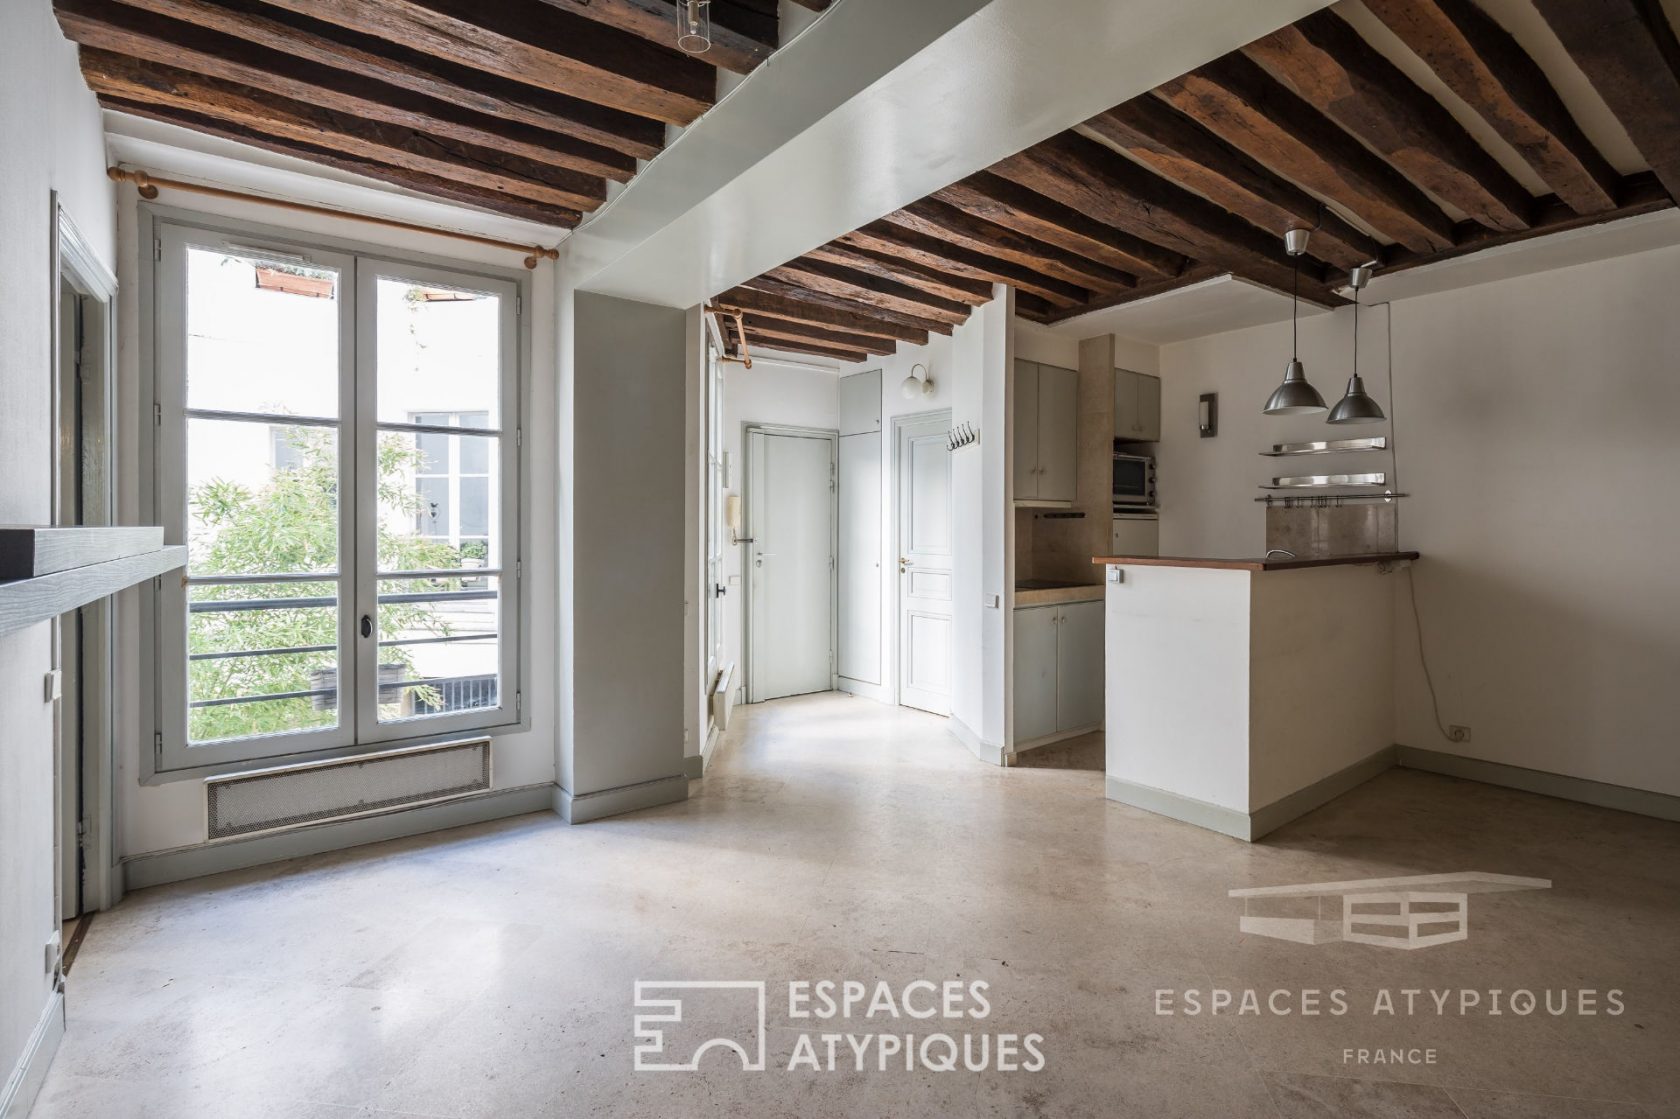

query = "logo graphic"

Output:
[[632, 981, 767, 1071], [1230, 871, 1551, 950]]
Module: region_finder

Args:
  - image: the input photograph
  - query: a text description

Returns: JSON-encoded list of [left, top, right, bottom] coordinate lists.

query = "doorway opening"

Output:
[[743, 424, 837, 704]]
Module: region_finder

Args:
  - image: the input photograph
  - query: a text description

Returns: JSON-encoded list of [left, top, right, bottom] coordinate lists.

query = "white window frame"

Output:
[[142, 212, 526, 778]]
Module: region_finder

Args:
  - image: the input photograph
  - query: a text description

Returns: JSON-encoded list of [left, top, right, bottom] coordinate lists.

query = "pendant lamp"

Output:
[[1263, 227, 1327, 416], [1327, 263, 1387, 425]]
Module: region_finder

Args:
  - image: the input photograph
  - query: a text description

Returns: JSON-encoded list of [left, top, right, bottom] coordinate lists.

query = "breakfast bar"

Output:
[[1091, 551, 1419, 841]]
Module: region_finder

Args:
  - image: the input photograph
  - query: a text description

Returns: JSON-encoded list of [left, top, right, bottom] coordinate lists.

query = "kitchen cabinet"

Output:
[[1114, 368, 1161, 443], [1014, 360, 1077, 503], [1013, 599, 1104, 745]]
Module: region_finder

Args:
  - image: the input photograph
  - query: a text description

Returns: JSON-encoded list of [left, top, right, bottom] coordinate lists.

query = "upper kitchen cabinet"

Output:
[[1014, 360, 1077, 505], [1114, 369, 1161, 443]]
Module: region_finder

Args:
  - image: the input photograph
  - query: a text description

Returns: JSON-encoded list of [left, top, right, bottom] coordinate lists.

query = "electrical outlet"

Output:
[[1448, 725, 1472, 743], [44, 931, 60, 976]]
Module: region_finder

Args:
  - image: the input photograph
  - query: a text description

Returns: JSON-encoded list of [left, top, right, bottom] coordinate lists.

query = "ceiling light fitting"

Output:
[[1263, 227, 1327, 417], [676, 0, 712, 56], [1327, 263, 1386, 425]]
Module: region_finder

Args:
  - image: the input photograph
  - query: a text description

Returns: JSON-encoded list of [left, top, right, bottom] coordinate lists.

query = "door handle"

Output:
[[360, 614, 372, 638]]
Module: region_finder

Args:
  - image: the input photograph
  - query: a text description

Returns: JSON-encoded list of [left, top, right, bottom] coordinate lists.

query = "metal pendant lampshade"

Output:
[[1263, 227, 1327, 416], [1327, 263, 1386, 425]]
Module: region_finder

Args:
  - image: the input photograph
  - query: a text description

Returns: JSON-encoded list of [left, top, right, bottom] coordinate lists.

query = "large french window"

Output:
[[150, 220, 521, 771]]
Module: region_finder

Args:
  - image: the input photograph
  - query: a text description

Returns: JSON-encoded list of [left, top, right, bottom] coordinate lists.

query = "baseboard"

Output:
[[122, 783, 555, 890], [1249, 745, 1398, 840], [556, 773, 688, 824], [948, 715, 1006, 767], [683, 723, 723, 779], [1, 988, 64, 1119], [1105, 776, 1254, 840], [836, 676, 890, 704], [1012, 723, 1102, 758], [1398, 746, 1680, 824]]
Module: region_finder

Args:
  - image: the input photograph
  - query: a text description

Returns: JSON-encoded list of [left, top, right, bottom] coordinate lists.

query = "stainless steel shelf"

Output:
[[1255, 492, 1408, 504], [1260, 437, 1387, 457], [1263, 472, 1387, 490]]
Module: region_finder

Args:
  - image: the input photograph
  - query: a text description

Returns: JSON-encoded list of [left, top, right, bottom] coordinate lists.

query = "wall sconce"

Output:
[[900, 362, 934, 400]]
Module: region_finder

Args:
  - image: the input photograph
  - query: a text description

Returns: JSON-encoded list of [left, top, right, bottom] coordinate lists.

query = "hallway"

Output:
[[33, 693, 1680, 1118]]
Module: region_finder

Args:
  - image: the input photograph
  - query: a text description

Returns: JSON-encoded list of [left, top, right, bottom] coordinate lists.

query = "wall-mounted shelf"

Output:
[[1262, 472, 1387, 490], [0, 527, 183, 639], [1256, 492, 1408, 505], [1260, 437, 1387, 457]]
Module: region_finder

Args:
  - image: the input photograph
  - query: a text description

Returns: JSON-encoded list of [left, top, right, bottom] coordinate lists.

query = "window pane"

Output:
[[376, 576, 500, 724], [187, 581, 340, 743], [377, 430, 499, 570], [186, 247, 340, 419], [375, 278, 500, 428], [188, 420, 338, 576]]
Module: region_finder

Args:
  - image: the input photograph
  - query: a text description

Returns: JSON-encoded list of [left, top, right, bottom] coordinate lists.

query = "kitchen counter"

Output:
[[1090, 551, 1418, 572], [1097, 552, 1416, 841], [1015, 581, 1105, 607]]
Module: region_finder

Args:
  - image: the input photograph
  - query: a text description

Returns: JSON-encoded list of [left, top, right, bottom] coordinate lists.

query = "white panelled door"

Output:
[[896, 412, 953, 715], [747, 428, 836, 703]]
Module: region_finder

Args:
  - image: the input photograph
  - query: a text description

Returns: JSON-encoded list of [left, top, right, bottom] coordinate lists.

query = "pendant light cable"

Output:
[[1380, 300, 1455, 743]]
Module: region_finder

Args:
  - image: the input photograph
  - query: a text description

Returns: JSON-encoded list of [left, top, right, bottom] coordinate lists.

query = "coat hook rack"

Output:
[[947, 422, 979, 452]]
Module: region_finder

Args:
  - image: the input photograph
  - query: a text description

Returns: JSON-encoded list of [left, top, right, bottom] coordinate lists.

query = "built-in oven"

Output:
[[1112, 449, 1156, 510]]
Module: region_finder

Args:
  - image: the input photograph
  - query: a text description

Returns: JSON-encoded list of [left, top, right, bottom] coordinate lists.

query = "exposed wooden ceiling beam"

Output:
[[784, 0, 831, 9], [1379, 170, 1673, 274], [840, 223, 1089, 308], [535, 0, 775, 75], [99, 97, 583, 226], [256, 0, 714, 124], [1040, 264, 1225, 325], [992, 132, 1343, 305], [57, 0, 637, 182], [933, 173, 1183, 279], [1362, 0, 1618, 215], [99, 0, 664, 158], [883, 199, 1136, 294], [1156, 53, 1456, 253], [80, 50, 606, 212], [805, 242, 994, 305], [742, 331, 869, 364], [1244, 9, 1533, 233], [1084, 98, 1384, 270], [714, 286, 932, 345], [1532, 0, 1680, 205], [726, 312, 896, 356], [764, 259, 972, 325], [740, 275, 956, 335]]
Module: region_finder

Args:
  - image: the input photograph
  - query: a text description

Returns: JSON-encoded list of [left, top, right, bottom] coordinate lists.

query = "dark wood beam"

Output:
[[884, 199, 1135, 294], [743, 331, 869, 364], [740, 275, 955, 335], [1244, 9, 1534, 232], [57, 0, 637, 182], [992, 132, 1344, 305], [1041, 264, 1225, 325], [840, 222, 1087, 308], [714, 286, 931, 345], [80, 50, 606, 212], [534, 0, 774, 75], [1156, 53, 1456, 253], [784, 0, 831, 9], [99, 0, 664, 158], [1084, 98, 1384, 270], [1532, 0, 1680, 205], [804, 242, 994, 304], [98, 97, 583, 226], [764, 259, 971, 325], [256, 0, 714, 124], [1379, 171, 1673, 274], [933, 173, 1181, 278], [1362, 0, 1618, 215], [727, 312, 896, 356]]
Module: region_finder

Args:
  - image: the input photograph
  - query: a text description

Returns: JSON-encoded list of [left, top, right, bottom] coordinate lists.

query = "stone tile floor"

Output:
[[32, 692, 1680, 1117]]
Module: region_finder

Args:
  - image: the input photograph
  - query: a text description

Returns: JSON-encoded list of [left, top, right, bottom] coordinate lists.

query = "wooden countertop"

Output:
[[1090, 551, 1419, 572], [1014, 583, 1105, 607]]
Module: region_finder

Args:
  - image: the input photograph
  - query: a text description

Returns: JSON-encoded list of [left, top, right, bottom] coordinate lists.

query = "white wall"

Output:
[[110, 183, 559, 857], [1155, 245, 1680, 798], [0, 0, 115, 1100]]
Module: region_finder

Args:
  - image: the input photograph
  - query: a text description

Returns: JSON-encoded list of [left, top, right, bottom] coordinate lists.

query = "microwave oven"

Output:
[[1113, 450, 1156, 509]]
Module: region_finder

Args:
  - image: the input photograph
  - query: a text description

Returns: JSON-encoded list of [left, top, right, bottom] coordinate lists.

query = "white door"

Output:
[[896, 412, 952, 715], [1055, 601, 1105, 732], [748, 428, 836, 702], [1013, 605, 1058, 744], [1036, 364, 1078, 503]]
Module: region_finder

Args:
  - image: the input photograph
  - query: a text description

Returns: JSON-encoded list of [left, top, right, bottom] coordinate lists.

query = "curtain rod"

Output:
[[107, 167, 560, 269]]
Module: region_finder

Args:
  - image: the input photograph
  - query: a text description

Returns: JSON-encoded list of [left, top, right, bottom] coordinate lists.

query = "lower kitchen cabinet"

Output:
[[1013, 599, 1104, 746]]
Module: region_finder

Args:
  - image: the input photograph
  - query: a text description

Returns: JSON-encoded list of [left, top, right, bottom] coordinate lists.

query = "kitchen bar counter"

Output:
[[1090, 551, 1418, 572]]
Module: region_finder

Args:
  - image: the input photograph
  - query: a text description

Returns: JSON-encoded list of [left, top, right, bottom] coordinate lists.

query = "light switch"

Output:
[[1107, 567, 1124, 584], [44, 669, 62, 703]]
